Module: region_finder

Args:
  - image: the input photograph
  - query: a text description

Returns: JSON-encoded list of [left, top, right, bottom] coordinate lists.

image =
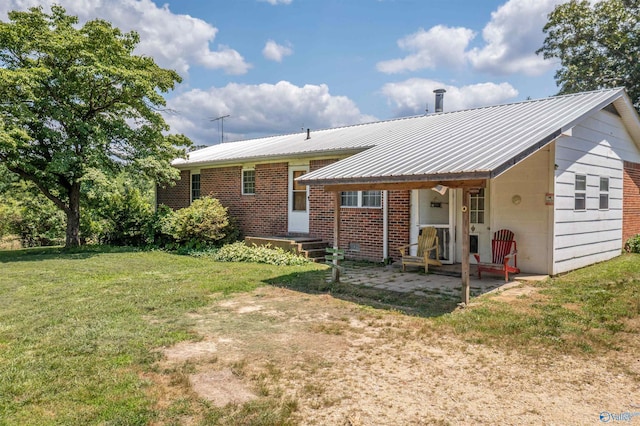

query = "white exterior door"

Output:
[[411, 188, 456, 264], [468, 187, 491, 263], [288, 165, 309, 233]]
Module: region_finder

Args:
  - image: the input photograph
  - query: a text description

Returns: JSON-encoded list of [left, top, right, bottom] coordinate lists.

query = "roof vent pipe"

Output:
[[306, 128, 311, 140], [433, 88, 446, 113]]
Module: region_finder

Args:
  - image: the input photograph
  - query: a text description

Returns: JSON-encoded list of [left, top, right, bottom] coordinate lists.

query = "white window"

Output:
[[242, 169, 255, 195], [362, 190, 382, 207], [191, 173, 201, 202], [291, 170, 307, 211], [470, 188, 485, 224], [599, 177, 609, 210], [340, 190, 382, 208], [575, 174, 586, 210], [340, 191, 358, 207]]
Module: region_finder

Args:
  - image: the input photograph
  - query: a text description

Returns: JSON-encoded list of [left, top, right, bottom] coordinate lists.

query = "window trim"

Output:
[[242, 168, 256, 195], [469, 188, 485, 224], [599, 176, 609, 210], [190, 172, 201, 203], [574, 174, 587, 211], [340, 190, 382, 209]]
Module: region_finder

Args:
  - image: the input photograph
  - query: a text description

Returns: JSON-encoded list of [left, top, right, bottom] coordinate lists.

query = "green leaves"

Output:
[[539, 0, 640, 111], [0, 6, 191, 246]]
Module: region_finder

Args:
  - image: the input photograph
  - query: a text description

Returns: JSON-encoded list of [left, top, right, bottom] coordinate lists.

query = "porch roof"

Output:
[[298, 88, 640, 188]]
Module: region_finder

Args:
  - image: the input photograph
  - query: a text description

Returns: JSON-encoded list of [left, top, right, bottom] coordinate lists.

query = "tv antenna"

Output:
[[210, 115, 230, 143]]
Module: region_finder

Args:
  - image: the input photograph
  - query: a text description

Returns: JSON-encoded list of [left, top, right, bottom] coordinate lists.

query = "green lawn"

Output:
[[1, 247, 639, 424], [435, 253, 640, 353], [0, 247, 324, 425]]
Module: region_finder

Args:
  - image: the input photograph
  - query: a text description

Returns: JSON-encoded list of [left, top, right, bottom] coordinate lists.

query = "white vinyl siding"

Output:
[[552, 109, 635, 274]]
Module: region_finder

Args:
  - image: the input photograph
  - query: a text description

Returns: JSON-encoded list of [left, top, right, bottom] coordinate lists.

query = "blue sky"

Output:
[[1, 0, 568, 146]]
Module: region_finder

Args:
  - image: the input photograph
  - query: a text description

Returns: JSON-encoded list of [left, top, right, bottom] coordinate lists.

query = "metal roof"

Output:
[[175, 89, 640, 186], [173, 120, 397, 167], [299, 88, 640, 186]]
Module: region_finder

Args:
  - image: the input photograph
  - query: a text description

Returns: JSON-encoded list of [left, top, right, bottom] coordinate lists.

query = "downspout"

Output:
[[383, 190, 389, 262]]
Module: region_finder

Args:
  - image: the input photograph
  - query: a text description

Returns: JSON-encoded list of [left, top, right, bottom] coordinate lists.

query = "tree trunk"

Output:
[[65, 182, 82, 248]]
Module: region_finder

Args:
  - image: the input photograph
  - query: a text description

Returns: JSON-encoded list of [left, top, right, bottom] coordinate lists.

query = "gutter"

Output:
[[171, 147, 373, 170]]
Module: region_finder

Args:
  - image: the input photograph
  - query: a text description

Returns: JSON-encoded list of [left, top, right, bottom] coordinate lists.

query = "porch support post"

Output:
[[461, 187, 471, 305], [333, 191, 341, 282]]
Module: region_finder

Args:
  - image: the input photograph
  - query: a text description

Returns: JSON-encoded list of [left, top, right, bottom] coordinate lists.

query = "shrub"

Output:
[[97, 187, 154, 246], [624, 234, 640, 253], [0, 178, 65, 247], [142, 204, 177, 248], [206, 241, 310, 266], [171, 197, 238, 248]]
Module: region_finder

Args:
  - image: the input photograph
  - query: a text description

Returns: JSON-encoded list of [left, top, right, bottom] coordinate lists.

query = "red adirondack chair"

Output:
[[473, 229, 520, 282]]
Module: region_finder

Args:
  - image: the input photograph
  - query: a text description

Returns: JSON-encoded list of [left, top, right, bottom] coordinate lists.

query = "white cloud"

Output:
[[258, 0, 292, 4], [165, 81, 377, 145], [377, 25, 475, 74], [380, 79, 519, 116], [262, 40, 294, 62], [377, 0, 566, 76], [0, 0, 251, 76], [467, 0, 566, 76]]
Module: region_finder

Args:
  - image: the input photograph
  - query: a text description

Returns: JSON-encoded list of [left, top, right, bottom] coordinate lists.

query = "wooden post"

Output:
[[461, 187, 471, 305], [332, 191, 341, 282]]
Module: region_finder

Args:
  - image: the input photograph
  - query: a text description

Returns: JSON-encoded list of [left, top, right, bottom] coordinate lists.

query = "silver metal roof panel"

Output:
[[174, 88, 640, 187], [299, 88, 638, 185]]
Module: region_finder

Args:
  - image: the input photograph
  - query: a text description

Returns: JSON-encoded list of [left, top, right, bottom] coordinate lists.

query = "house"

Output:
[[157, 88, 640, 278]]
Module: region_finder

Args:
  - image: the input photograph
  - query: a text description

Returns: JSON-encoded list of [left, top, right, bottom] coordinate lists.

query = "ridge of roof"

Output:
[[176, 87, 627, 168], [298, 87, 634, 186]]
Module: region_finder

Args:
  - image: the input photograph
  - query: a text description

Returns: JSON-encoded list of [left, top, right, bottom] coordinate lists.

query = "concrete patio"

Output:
[[329, 261, 547, 299]]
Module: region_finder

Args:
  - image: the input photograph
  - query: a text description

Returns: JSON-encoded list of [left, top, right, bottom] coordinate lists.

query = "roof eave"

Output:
[[171, 147, 373, 169], [298, 171, 491, 190]]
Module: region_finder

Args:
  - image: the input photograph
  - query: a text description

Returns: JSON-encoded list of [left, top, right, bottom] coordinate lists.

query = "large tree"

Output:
[[538, 0, 640, 111], [0, 6, 189, 247]]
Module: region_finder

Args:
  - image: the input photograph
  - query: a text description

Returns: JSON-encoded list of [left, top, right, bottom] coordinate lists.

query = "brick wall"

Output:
[[201, 163, 288, 237], [623, 161, 640, 242], [308, 159, 338, 243], [158, 159, 412, 262], [387, 190, 411, 261], [308, 159, 411, 261], [156, 169, 191, 210]]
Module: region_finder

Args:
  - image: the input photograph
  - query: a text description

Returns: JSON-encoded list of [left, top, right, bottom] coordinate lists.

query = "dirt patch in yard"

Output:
[[151, 286, 640, 425]]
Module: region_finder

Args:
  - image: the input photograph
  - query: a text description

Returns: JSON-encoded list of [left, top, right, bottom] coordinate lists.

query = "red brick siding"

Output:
[[158, 159, 412, 262], [623, 161, 640, 242], [388, 190, 411, 261], [156, 170, 191, 210], [308, 159, 338, 242], [200, 163, 288, 237], [308, 159, 411, 261]]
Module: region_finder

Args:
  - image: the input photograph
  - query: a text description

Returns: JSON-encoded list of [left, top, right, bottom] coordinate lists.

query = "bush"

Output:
[[0, 176, 65, 247], [142, 204, 177, 248], [206, 241, 310, 266], [97, 187, 154, 246], [624, 234, 640, 253], [171, 197, 238, 248]]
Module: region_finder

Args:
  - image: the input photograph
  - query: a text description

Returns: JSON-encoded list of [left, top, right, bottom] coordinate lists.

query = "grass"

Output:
[[0, 246, 323, 425], [435, 253, 640, 353], [2, 246, 640, 423]]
